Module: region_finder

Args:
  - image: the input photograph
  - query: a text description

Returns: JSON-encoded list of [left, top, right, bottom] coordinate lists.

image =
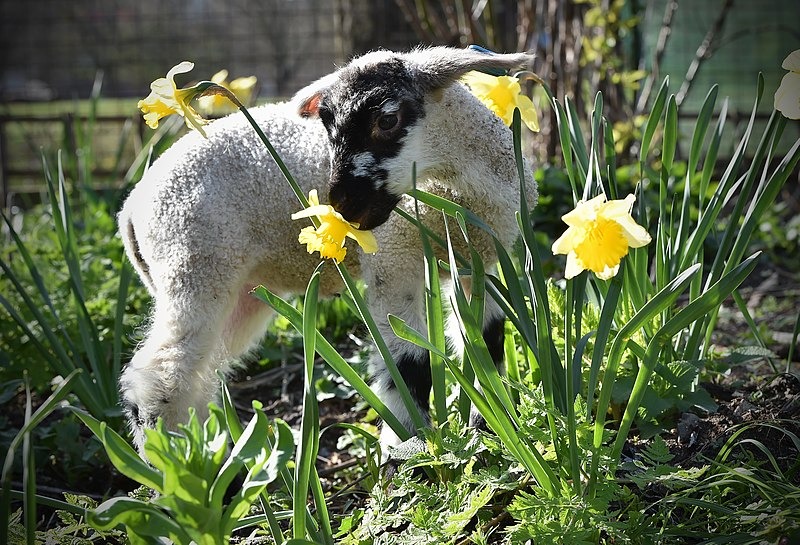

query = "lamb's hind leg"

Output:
[[120, 277, 240, 452]]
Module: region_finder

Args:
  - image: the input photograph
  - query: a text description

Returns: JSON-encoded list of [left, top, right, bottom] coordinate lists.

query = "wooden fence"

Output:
[[0, 113, 146, 209]]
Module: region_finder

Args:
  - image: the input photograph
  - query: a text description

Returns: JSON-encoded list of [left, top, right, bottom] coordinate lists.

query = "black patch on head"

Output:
[[319, 58, 427, 230], [387, 351, 432, 412]]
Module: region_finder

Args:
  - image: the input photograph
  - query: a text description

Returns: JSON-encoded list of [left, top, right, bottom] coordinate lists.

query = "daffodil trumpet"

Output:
[[291, 189, 379, 264], [552, 193, 651, 280]]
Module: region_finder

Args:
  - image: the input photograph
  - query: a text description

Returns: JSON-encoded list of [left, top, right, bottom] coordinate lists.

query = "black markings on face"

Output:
[[123, 399, 143, 426], [319, 58, 427, 230]]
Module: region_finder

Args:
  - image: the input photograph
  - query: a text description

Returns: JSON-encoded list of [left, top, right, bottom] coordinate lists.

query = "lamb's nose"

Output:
[[328, 187, 362, 224]]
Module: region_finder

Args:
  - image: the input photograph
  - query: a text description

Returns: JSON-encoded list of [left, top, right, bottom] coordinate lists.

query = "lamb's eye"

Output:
[[377, 113, 399, 131]]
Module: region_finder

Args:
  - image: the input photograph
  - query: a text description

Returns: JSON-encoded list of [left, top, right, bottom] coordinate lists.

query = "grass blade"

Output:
[[22, 381, 35, 545], [612, 253, 760, 459], [252, 287, 409, 440], [294, 264, 322, 541], [639, 76, 669, 164]]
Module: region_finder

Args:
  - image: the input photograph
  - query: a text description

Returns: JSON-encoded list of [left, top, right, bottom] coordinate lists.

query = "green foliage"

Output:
[[5, 57, 798, 544], [579, 0, 646, 98], [77, 403, 294, 545], [1, 370, 85, 545], [0, 158, 153, 426], [341, 421, 516, 545], [337, 75, 799, 541], [6, 494, 127, 545], [619, 428, 800, 543]]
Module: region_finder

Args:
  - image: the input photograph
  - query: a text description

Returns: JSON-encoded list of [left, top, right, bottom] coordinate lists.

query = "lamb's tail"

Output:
[[121, 216, 156, 295]]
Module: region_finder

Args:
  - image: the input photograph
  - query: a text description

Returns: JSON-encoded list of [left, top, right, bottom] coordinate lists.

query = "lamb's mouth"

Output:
[[329, 181, 401, 231]]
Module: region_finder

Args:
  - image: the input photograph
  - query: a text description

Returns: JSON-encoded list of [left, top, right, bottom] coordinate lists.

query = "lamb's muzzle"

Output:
[[119, 46, 537, 454]]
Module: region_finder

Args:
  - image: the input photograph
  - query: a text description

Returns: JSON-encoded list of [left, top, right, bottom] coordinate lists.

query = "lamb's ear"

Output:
[[406, 46, 534, 92], [290, 71, 339, 118]]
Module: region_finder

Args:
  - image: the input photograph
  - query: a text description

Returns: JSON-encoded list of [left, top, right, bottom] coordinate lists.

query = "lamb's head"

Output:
[[292, 46, 533, 230]]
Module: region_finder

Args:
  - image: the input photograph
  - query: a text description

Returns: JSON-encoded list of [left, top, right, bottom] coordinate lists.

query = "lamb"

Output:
[[118, 46, 537, 452]]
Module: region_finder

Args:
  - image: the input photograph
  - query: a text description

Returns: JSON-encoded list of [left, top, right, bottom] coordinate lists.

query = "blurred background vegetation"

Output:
[[1, 0, 798, 210]]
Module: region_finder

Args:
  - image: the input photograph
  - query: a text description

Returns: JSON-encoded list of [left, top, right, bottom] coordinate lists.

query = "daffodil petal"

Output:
[[600, 194, 636, 218], [775, 71, 800, 120], [167, 61, 195, 80], [461, 71, 497, 93], [347, 229, 378, 254], [615, 215, 652, 247], [231, 76, 257, 90], [564, 252, 585, 279], [149, 78, 176, 99], [180, 105, 208, 137], [782, 49, 800, 72], [516, 95, 540, 132], [561, 195, 605, 227], [291, 204, 335, 220], [211, 70, 228, 84], [552, 226, 583, 256], [596, 264, 620, 281]]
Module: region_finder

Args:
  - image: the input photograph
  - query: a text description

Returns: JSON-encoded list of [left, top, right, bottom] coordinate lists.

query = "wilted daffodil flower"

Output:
[[462, 71, 539, 131], [552, 194, 651, 280], [291, 189, 378, 263], [198, 69, 258, 116], [138, 61, 209, 136], [775, 49, 800, 120]]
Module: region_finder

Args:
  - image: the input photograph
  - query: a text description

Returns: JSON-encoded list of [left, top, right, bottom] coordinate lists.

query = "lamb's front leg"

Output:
[[362, 252, 431, 449], [365, 256, 511, 450], [468, 295, 507, 429]]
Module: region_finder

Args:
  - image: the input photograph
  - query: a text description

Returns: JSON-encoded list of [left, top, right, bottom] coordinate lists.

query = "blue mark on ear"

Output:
[[468, 45, 508, 77]]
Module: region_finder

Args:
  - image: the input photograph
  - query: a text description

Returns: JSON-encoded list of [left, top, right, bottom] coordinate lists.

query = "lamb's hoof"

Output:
[[381, 436, 428, 484], [468, 410, 490, 433]]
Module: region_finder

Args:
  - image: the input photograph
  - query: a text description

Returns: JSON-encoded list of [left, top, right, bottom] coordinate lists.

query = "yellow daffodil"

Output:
[[775, 49, 800, 120], [552, 194, 651, 280], [138, 61, 208, 136], [462, 71, 539, 131], [198, 69, 258, 115], [291, 189, 378, 263]]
